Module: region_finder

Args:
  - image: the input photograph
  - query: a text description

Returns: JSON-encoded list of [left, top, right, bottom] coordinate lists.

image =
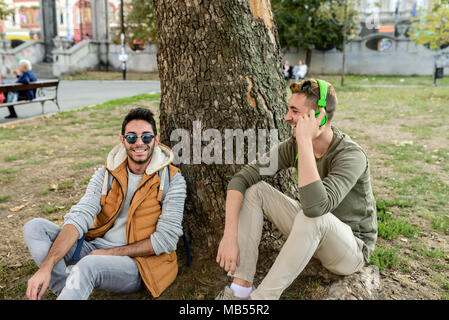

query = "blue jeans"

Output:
[[22, 218, 142, 300], [6, 92, 18, 103]]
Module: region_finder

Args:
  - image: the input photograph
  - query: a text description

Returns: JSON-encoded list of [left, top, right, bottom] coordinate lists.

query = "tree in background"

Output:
[[271, 0, 359, 67], [0, 0, 13, 21], [408, 0, 449, 50], [125, 0, 157, 46]]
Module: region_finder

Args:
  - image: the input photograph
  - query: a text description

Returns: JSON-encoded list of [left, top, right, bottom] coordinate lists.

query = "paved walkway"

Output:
[[0, 80, 160, 124]]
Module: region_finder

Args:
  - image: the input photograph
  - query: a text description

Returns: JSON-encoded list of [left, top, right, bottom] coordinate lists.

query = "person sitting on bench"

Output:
[[23, 108, 187, 300], [5, 59, 38, 119]]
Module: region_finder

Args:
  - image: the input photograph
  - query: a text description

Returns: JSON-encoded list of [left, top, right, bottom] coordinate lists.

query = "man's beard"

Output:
[[126, 144, 155, 165]]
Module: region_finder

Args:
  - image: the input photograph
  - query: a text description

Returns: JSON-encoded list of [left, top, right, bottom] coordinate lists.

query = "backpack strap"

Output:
[[157, 166, 171, 204], [74, 169, 113, 263]]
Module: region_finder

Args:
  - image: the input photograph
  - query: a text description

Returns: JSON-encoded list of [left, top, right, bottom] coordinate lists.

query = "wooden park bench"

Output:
[[0, 80, 61, 114]]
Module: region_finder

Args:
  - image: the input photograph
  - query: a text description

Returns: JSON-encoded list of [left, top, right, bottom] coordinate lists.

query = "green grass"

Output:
[[417, 245, 447, 260], [434, 273, 449, 292], [282, 287, 307, 300], [429, 262, 449, 272], [58, 180, 75, 191], [71, 161, 97, 170], [376, 199, 419, 240], [0, 169, 18, 184], [24, 159, 45, 165], [369, 246, 403, 272], [39, 202, 71, 215], [4, 155, 27, 162], [0, 195, 11, 203], [63, 71, 160, 81], [432, 215, 449, 234], [0, 260, 39, 299], [319, 74, 449, 87], [39, 188, 52, 195], [39, 204, 60, 214], [81, 176, 92, 185]]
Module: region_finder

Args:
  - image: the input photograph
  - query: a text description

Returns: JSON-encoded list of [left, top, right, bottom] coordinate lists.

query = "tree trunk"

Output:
[[341, 0, 348, 87], [153, 0, 297, 255], [305, 49, 312, 71]]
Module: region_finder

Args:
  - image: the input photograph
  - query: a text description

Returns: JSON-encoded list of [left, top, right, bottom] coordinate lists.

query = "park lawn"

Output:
[[64, 71, 160, 81], [319, 74, 449, 87], [0, 81, 448, 300], [63, 71, 449, 88]]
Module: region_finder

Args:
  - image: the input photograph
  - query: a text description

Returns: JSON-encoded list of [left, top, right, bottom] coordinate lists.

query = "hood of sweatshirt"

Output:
[[105, 142, 174, 175]]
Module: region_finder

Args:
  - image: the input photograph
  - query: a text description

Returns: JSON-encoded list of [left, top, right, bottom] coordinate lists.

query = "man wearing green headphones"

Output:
[[216, 79, 377, 300]]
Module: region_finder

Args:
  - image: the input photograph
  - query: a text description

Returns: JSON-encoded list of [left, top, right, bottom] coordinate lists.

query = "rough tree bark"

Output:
[[153, 0, 297, 254]]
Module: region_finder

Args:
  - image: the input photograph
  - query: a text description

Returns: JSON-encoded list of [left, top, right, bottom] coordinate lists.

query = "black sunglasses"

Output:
[[122, 134, 155, 144]]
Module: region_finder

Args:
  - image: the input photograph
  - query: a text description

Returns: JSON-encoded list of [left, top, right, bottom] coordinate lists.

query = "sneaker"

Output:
[[215, 285, 248, 300], [5, 114, 18, 119]]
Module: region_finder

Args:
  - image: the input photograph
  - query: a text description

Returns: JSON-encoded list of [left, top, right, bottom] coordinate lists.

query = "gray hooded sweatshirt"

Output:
[[63, 143, 187, 255]]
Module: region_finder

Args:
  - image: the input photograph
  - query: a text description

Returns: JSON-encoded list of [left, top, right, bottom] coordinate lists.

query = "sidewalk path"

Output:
[[0, 80, 160, 124]]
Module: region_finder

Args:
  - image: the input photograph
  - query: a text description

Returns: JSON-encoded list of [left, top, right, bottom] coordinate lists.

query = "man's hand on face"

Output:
[[295, 109, 326, 143], [26, 265, 52, 300]]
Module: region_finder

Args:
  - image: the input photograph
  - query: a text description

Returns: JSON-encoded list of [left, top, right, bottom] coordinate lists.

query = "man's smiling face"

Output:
[[120, 119, 159, 166], [284, 93, 313, 139]]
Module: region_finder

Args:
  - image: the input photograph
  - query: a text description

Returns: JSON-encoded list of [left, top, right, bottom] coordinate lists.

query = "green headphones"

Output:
[[315, 79, 328, 127]]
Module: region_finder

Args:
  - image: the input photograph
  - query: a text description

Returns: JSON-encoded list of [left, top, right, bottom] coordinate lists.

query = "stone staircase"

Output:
[[32, 62, 54, 79]]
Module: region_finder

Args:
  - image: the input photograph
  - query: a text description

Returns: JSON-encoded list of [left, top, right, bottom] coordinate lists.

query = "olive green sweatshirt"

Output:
[[227, 126, 377, 262]]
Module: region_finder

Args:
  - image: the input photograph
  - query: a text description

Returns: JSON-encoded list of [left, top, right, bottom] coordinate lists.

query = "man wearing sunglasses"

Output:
[[216, 79, 377, 300], [23, 108, 187, 300]]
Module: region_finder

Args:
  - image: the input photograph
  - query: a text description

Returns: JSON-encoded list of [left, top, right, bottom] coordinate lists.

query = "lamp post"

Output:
[[66, 0, 71, 41], [40, 0, 58, 62], [79, 0, 84, 41], [119, 0, 127, 80]]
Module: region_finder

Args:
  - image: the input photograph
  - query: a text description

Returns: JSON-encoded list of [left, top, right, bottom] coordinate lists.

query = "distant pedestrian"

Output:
[[283, 60, 293, 80], [293, 60, 308, 82]]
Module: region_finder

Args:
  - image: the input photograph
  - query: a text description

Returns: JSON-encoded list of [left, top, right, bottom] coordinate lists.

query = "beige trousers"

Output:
[[229, 181, 365, 300]]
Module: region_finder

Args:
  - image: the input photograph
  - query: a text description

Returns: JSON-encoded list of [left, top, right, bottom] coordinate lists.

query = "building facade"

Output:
[[0, 0, 127, 43]]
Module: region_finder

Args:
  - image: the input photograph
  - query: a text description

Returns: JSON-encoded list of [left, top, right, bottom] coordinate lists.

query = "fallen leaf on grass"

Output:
[[10, 263, 22, 268], [10, 205, 25, 212], [46, 150, 54, 156], [393, 140, 414, 147], [50, 183, 58, 190], [7, 214, 13, 218]]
